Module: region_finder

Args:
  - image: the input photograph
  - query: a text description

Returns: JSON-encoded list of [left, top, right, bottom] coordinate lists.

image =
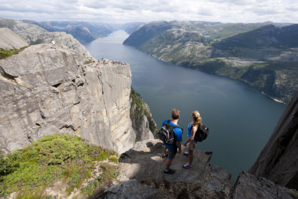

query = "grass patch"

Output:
[[81, 163, 120, 197], [84, 59, 93, 64], [108, 157, 118, 163], [30, 39, 44, 45], [0, 133, 117, 197], [0, 46, 28, 59]]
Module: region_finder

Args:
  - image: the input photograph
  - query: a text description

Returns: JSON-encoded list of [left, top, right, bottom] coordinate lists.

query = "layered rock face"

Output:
[[0, 18, 92, 58], [0, 28, 28, 50], [249, 92, 298, 189], [0, 44, 136, 154]]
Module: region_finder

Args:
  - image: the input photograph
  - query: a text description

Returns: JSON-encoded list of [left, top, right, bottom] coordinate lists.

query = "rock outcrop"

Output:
[[0, 18, 92, 59], [249, 91, 298, 190], [0, 44, 136, 154], [118, 139, 234, 199], [130, 87, 159, 141], [99, 179, 157, 199], [233, 172, 298, 199], [0, 28, 28, 50]]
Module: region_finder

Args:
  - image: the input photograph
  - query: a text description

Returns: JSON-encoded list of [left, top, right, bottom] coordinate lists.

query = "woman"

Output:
[[183, 110, 202, 169]]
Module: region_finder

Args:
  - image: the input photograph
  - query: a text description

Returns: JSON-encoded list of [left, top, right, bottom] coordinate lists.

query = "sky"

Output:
[[0, 0, 297, 24]]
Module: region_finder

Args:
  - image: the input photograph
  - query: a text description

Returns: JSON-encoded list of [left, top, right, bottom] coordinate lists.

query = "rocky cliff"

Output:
[[0, 28, 28, 50], [0, 18, 92, 59], [0, 43, 141, 154], [130, 87, 159, 141], [249, 91, 298, 190], [99, 139, 298, 199]]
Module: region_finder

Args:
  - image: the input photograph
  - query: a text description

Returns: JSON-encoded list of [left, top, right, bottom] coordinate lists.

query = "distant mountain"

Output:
[[22, 20, 118, 44], [0, 17, 92, 58], [121, 22, 145, 34], [124, 21, 298, 104]]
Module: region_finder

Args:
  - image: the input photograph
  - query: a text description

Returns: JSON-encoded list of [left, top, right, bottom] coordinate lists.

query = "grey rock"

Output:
[[0, 17, 92, 59], [99, 179, 157, 199], [0, 28, 28, 50], [249, 92, 298, 189], [0, 44, 136, 154], [130, 88, 158, 141], [233, 172, 298, 199], [118, 139, 233, 199]]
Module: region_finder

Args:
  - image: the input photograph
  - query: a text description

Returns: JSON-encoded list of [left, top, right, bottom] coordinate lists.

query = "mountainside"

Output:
[[0, 28, 28, 50], [22, 20, 119, 44], [121, 22, 145, 34], [123, 21, 298, 104], [0, 18, 92, 58]]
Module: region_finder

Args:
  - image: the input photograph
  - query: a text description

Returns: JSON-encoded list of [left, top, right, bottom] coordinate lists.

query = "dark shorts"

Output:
[[168, 148, 177, 160]]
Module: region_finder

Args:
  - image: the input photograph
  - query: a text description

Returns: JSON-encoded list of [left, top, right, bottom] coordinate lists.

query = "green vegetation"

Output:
[[30, 38, 44, 45], [84, 59, 93, 64], [0, 133, 118, 198], [0, 46, 28, 59], [108, 157, 118, 163], [130, 87, 159, 139], [81, 163, 119, 197]]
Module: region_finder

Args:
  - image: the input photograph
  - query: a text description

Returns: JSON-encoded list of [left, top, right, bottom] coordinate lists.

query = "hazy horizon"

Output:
[[0, 0, 297, 24]]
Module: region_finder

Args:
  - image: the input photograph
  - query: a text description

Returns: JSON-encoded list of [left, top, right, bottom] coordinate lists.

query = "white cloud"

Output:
[[0, 0, 297, 23]]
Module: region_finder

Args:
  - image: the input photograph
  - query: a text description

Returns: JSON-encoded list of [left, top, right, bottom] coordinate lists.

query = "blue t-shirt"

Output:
[[162, 120, 183, 149], [187, 122, 194, 141]]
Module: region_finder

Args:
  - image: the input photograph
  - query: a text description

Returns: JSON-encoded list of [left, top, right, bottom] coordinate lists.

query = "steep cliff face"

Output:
[[249, 91, 298, 189], [130, 87, 159, 141], [0, 18, 92, 59], [0, 44, 136, 154], [0, 28, 28, 50]]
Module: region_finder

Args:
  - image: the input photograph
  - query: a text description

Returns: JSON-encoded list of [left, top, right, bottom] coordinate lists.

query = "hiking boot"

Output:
[[164, 168, 175, 174], [183, 163, 192, 169], [162, 153, 168, 158], [183, 152, 190, 157]]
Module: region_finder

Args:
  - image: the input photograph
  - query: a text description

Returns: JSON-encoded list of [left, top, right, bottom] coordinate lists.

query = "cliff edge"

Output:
[[249, 91, 298, 189], [0, 44, 137, 154]]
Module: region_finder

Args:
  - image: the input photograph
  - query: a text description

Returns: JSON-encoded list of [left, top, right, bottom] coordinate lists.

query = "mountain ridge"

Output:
[[123, 20, 298, 104]]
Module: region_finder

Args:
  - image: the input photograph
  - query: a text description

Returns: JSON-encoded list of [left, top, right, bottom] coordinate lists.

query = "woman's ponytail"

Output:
[[191, 110, 202, 127]]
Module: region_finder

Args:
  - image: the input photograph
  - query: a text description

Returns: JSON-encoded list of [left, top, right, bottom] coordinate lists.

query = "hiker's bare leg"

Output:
[[163, 145, 168, 155], [165, 158, 172, 170], [189, 150, 194, 165]]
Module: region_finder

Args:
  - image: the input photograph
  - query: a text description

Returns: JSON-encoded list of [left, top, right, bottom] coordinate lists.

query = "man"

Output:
[[162, 109, 183, 174]]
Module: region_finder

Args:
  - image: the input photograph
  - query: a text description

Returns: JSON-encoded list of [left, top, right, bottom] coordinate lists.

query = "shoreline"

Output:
[[149, 52, 286, 105]]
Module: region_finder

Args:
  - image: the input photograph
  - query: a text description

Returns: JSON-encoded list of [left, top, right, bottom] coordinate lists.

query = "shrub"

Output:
[[81, 163, 120, 196], [0, 133, 118, 197], [0, 47, 28, 59], [108, 157, 118, 163]]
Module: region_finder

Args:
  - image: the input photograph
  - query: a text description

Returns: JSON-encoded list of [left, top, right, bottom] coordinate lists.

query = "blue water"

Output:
[[84, 30, 286, 181]]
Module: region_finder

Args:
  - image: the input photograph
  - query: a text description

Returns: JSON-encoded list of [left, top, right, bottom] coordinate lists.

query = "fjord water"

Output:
[[84, 30, 286, 180]]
